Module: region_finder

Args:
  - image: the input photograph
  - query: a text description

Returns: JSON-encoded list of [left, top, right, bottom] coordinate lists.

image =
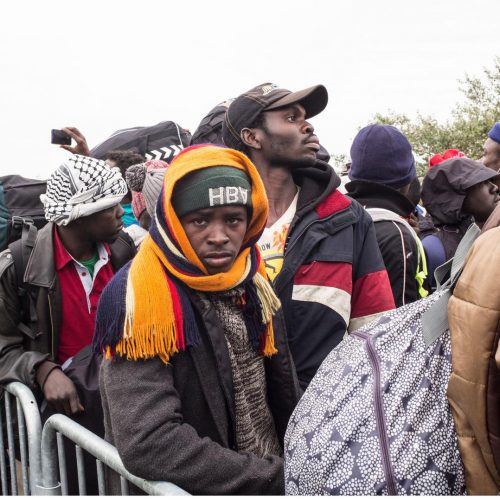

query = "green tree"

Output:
[[371, 57, 500, 176], [329, 153, 349, 173]]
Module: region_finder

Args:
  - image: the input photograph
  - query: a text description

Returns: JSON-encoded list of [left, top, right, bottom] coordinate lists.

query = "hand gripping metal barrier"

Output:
[[40, 414, 189, 496], [1, 382, 189, 496]]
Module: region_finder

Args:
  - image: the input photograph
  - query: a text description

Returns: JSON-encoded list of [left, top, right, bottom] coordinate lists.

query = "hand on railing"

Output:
[[42, 369, 84, 415]]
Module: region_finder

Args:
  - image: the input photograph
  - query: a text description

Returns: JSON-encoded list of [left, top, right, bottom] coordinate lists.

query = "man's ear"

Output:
[[240, 128, 261, 151]]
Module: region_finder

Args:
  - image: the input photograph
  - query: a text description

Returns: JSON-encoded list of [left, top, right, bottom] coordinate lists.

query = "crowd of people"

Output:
[[0, 81, 499, 495]]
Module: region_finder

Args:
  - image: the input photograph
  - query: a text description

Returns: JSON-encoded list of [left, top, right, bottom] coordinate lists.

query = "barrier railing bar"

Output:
[[16, 399, 29, 495], [120, 476, 129, 495], [4, 382, 43, 495], [2, 383, 191, 496], [0, 406, 8, 495], [96, 459, 105, 496], [5, 393, 17, 495], [56, 433, 68, 496], [42, 414, 190, 496], [75, 445, 86, 495], [39, 417, 61, 496]]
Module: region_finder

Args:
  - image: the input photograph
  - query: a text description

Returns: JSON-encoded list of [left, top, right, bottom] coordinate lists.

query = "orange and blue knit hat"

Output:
[[93, 145, 280, 362]]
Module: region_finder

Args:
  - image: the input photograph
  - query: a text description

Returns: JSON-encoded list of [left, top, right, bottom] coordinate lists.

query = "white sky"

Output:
[[1, 0, 499, 178]]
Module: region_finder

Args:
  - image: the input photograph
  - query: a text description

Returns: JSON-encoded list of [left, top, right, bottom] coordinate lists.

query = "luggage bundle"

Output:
[[90, 121, 191, 163], [0, 175, 47, 252], [284, 225, 480, 495], [190, 100, 234, 145]]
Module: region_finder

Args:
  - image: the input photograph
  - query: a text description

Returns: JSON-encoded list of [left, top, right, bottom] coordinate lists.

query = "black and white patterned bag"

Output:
[[284, 226, 480, 496]]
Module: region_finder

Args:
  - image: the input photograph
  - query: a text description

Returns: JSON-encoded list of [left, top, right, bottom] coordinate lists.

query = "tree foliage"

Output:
[[371, 57, 500, 175]]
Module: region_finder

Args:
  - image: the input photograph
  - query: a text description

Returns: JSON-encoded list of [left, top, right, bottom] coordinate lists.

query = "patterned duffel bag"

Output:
[[284, 290, 466, 495]]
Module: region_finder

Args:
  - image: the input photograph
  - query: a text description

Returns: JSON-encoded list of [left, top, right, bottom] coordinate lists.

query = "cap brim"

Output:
[[264, 84, 328, 119], [463, 165, 500, 190]]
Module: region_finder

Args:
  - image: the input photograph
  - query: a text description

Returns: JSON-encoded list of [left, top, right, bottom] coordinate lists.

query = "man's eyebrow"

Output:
[[225, 209, 246, 215], [191, 208, 212, 215], [282, 103, 306, 116]]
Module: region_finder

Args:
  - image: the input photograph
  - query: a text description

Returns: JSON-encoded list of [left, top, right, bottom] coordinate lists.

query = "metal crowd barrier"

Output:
[[1, 383, 189, 496], [41, 414, 189, 496], [1, 382, 43, 495]]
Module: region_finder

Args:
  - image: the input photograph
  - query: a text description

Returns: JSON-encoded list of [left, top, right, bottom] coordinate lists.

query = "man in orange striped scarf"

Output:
[[94, 145, 301, 495]]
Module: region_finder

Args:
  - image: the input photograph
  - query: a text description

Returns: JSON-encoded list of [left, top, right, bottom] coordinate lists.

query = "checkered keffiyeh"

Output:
[[41, 155, 127, 226]]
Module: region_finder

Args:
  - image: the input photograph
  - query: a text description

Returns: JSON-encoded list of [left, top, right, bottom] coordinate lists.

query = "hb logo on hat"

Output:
[[261, 84, 279, 95], [209, 186, 249, 207]]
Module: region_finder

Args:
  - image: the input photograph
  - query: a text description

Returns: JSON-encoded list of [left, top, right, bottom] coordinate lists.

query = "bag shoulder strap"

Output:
[[434, 223, 481, 290], [8, 220, 39, 336], [422, 223, 481, 347], [366, 207, 429, 298], [9, 220, 37, 286], [366, 207, 420, 248]]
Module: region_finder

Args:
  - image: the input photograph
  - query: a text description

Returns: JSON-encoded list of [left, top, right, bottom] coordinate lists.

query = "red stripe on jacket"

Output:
[[294, 261, 352, 294], [351, 269, 395, 319], [315, 190, 352, 219]]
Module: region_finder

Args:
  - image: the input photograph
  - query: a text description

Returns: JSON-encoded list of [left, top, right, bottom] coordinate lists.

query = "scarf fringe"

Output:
[[94, 250, 280, 362], [93, 144, 282, 362], [253, 272, 280, 356], [253, 271, 281, 322], [114, 323, 178, 363], [260, 321, 278, 357]]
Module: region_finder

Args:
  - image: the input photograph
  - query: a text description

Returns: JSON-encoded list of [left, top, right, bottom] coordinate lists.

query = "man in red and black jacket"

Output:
[[222, 83, 395, 389]]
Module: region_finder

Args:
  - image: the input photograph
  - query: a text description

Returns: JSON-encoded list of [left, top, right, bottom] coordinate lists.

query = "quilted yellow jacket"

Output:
[[448, 226, 500, 494]]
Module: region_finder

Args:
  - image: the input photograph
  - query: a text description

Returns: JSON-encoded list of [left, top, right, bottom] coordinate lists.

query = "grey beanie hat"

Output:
[[143, 168, 167, 216], [126, 161, 168, 218]]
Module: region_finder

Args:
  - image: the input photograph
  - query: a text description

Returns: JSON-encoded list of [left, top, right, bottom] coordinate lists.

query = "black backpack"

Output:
[[90, 121, 192, 162], [191, 100, 234, 145], [0, 175, 47, 252]]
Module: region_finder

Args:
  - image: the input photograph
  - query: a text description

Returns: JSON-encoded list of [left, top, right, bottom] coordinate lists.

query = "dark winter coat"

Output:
[[346, 180, 420, 307], [100, 291, 301, 495], [0, 222, 135, 391], [275, 161, 395, 389]]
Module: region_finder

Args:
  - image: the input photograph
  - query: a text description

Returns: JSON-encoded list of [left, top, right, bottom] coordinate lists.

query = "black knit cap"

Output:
[[172, 166, 252, 218], [222, 83, 328, 150], [349, 124, 416, 189]]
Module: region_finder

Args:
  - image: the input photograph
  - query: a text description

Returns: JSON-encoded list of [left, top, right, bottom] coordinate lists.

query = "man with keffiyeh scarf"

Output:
[[94, 144, 301, 495], [0, 155, 135, 414]]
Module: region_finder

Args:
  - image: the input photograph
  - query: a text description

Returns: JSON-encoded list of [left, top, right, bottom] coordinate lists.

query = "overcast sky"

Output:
[[1, 0, 499, 178]]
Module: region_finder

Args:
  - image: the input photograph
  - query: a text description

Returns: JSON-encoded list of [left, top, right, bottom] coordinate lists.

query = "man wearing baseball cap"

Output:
[[222, 83, 395, 389], [482, 122, 500, 173]]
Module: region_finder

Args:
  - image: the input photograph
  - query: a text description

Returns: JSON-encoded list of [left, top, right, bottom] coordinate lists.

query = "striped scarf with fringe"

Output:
[[92, 145, 280, 363]]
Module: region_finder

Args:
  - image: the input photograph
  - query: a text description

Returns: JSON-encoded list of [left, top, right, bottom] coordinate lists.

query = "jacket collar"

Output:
[[25, 223, 56, 287], [292, 160, 341, 218], [25, 224, 133, 288], [345, 180, 415, 217]]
